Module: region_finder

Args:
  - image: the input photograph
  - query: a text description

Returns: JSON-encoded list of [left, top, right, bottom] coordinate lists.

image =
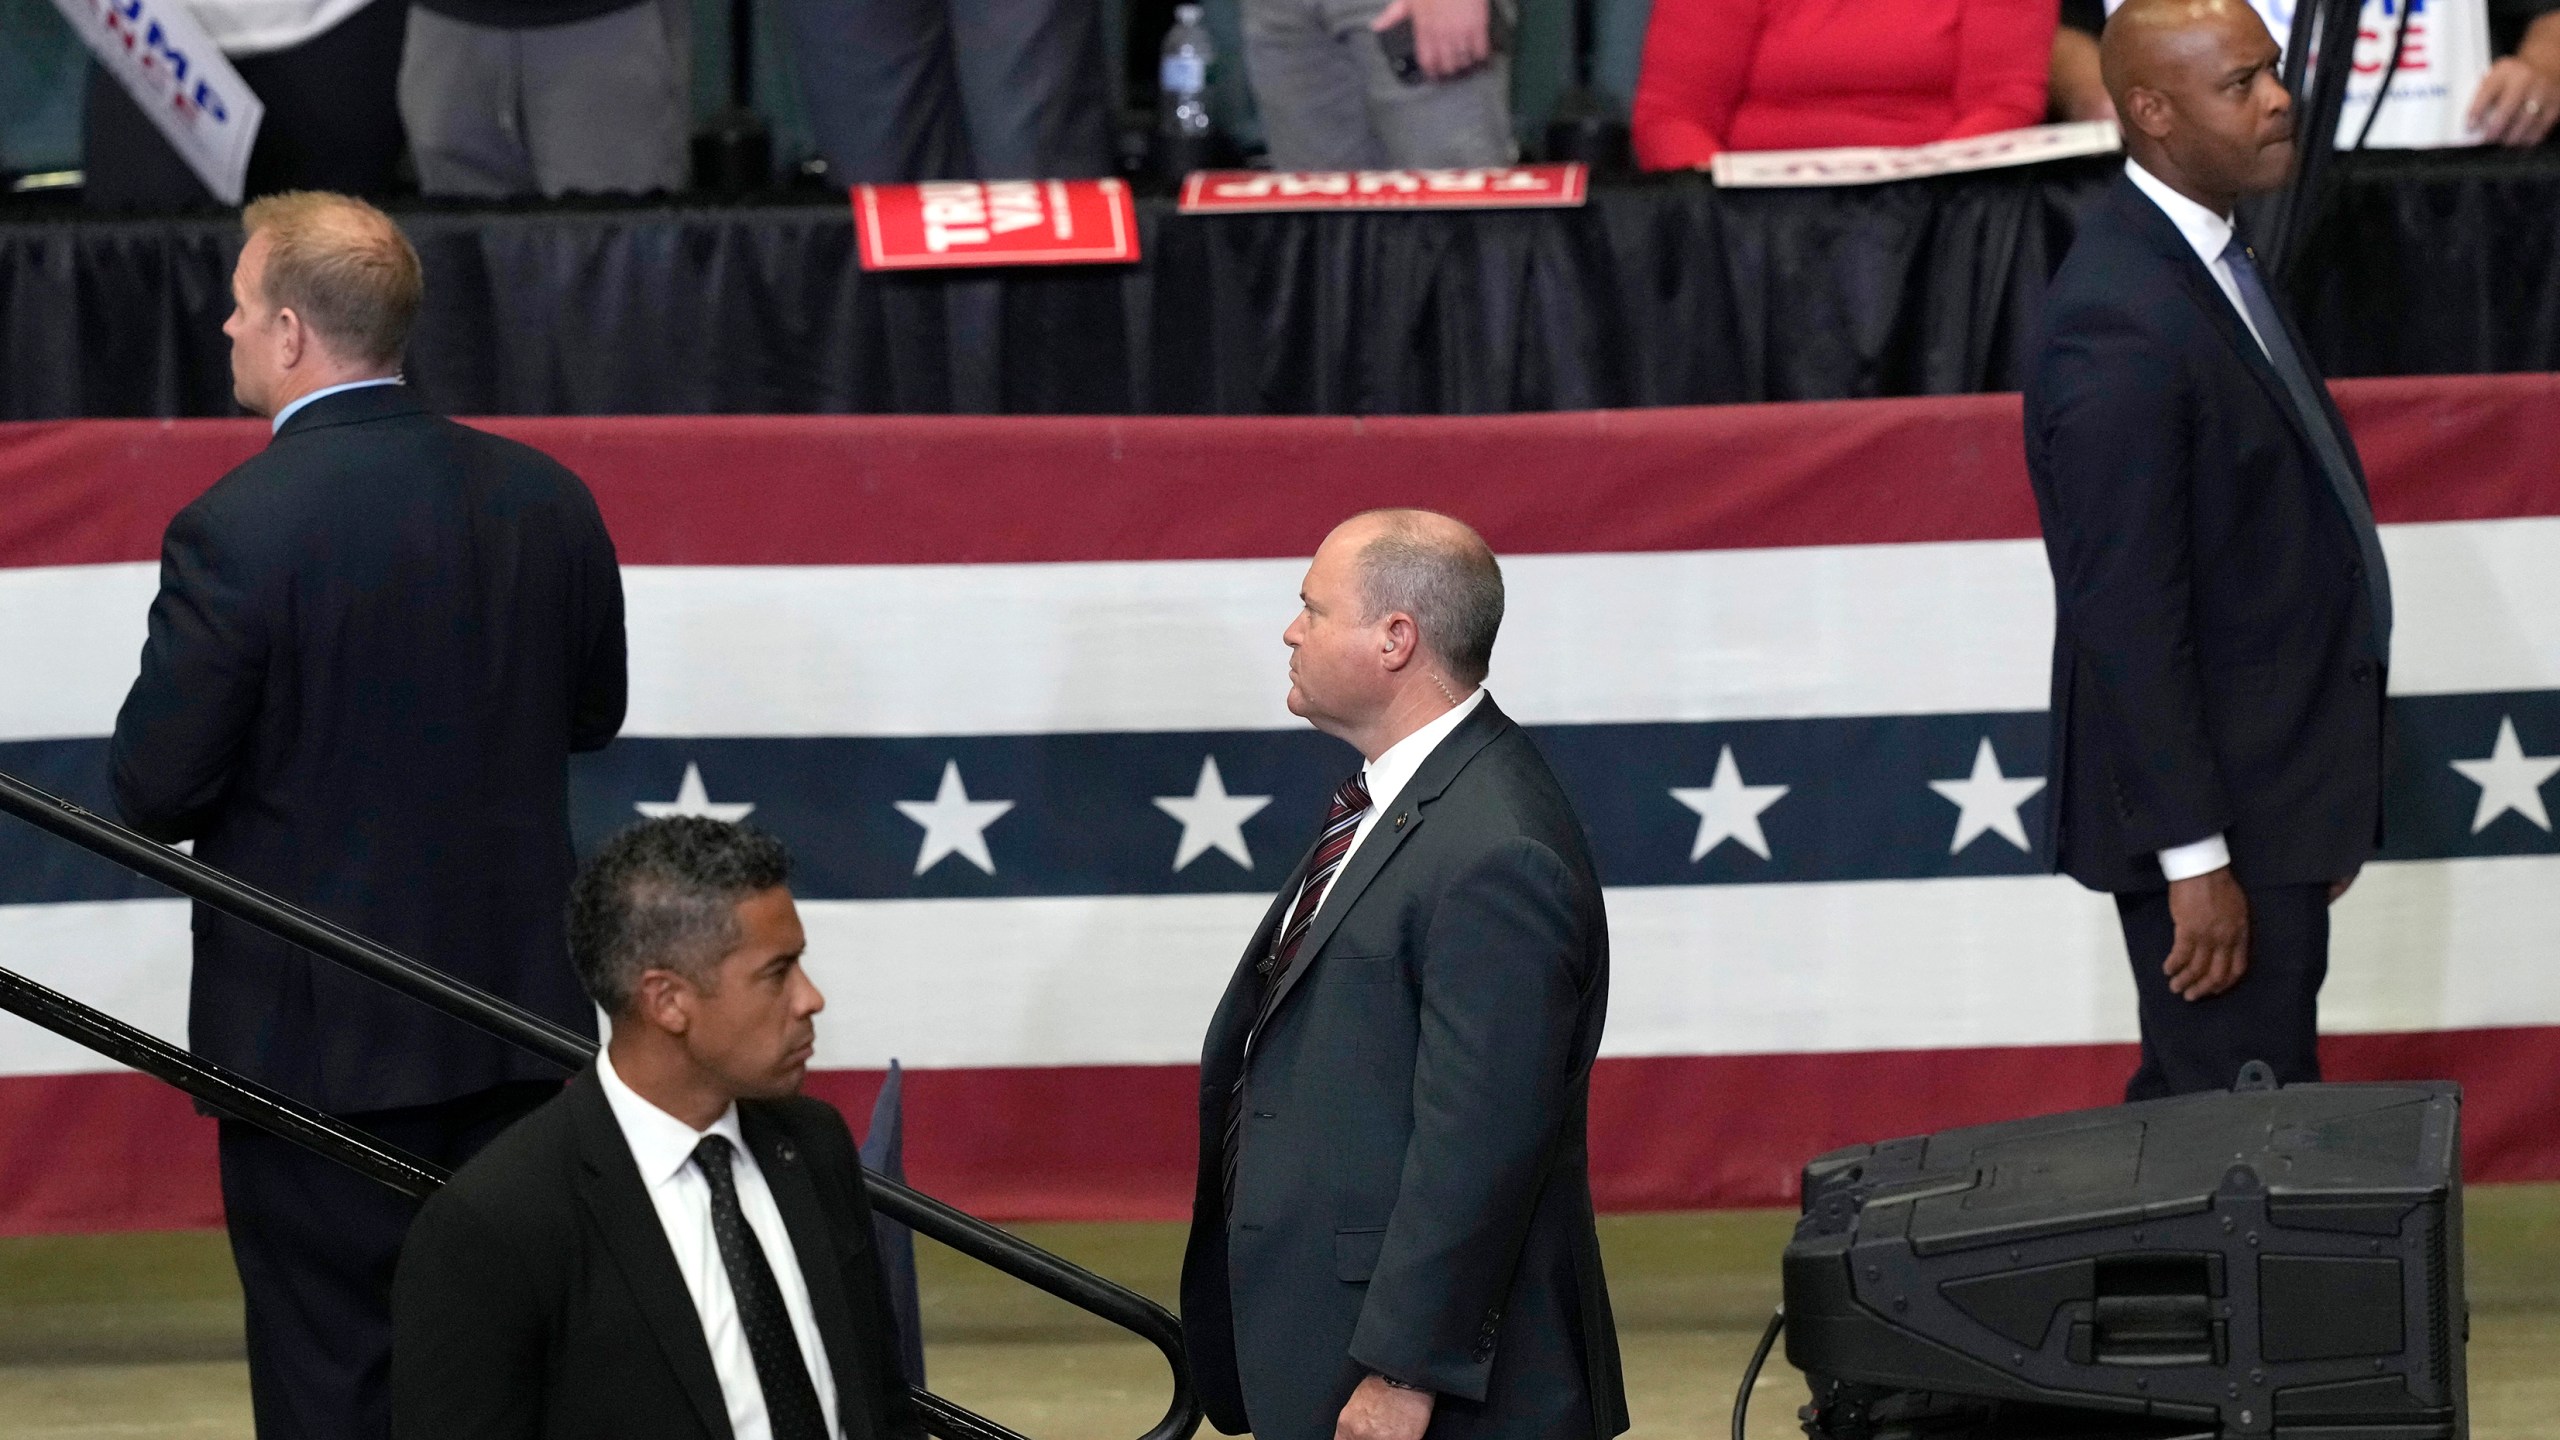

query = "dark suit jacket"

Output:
[[391, 1068, 923, 1440], [109, 385, 626, 1113], [1181, 697, 1628, 1440], [2022, 175, 2388, 895]]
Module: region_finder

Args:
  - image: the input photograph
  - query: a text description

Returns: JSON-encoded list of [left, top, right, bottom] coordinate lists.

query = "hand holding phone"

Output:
[[1371, 0, 1505, 85]]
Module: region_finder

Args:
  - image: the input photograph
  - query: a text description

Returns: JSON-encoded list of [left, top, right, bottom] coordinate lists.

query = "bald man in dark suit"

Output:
[[1183, 510, 1626, 1440], [2024, 0, 2392, 1101]]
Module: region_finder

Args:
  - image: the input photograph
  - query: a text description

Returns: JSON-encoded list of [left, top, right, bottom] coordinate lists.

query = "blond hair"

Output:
[[241, 191, 422, 369]]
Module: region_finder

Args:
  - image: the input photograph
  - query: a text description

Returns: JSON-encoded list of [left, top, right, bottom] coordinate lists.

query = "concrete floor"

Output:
[[1, 1189, 2553, 1439]]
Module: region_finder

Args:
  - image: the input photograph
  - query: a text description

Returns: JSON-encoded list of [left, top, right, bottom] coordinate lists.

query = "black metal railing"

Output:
[[0, 768, 1200, 1440]]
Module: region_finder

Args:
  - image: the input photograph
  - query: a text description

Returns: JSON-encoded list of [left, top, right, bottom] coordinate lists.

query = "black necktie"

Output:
[[693, 1136, 830, 1440], [2221, 234, 2395, 655]]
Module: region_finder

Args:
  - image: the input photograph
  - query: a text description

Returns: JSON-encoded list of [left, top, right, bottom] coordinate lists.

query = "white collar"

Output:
[[2124, 158, 2237, 272], [271, 375, 403, 433], [595, 1046, 749, 1191], [1361, 687, 1488, 817]]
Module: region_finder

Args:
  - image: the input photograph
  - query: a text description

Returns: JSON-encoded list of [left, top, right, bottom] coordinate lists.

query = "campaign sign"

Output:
[[854, 179, 1140, 270], [1711, 121, 2121, 189], [50, 0, 264, 204], [1177, 164, 1589, 213]]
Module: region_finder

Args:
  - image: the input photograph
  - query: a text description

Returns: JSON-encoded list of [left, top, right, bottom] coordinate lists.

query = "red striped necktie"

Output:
[[1260, 771, 1373, 982], [1224, 771, 1372, 1211]]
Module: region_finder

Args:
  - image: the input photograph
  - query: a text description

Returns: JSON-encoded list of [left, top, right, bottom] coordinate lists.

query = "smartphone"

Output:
[[1376, 5, 1512, 86]]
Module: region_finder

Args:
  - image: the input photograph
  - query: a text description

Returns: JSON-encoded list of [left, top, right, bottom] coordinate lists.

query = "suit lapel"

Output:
[[1244, 843, 1317, 972], [2113, 180, 2330, 465], [1254, 699, 1513, 1035], [741, 1105, 878, 1427], [567, 1074, 735, 1440], [2266, 296, 2370, 489], [1206, 829, 1323, 1073]]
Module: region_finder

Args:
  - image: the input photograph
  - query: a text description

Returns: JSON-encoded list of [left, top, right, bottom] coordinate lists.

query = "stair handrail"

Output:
[[0, 768, 1201, 1440]]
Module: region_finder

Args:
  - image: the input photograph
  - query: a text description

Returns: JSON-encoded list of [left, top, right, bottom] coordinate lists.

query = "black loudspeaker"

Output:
[[1784, 1072, 2465, 1440]]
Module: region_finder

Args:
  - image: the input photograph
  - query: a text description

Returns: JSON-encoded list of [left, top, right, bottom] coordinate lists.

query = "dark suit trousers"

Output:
[[2116, 882, 2329, 1102], [82, 0, 409, 209], [778, 0, 1112, 184], [221, 1080, 555, 1440]]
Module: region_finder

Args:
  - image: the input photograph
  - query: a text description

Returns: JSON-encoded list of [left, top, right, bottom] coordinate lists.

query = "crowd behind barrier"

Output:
[[2, 374, 2556, 1234], [12, 0, 2559, 208], [6, 150, 2560, 420]]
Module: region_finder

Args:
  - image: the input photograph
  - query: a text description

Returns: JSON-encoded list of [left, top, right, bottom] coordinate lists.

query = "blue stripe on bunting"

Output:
[[2, 690, 2552, 907]]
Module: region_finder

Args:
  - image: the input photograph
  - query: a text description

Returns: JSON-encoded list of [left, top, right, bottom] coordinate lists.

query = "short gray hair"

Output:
[[566, 818, 792, 1016], [1351, 509, 1505, 685]]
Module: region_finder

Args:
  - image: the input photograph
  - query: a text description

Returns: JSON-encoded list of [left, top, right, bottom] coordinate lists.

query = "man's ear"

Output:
[[1378, 612, 1421, 671], [275, 307, 308, 371], [631, 967, 694, 1037], [2123, 85, 2175, 142]]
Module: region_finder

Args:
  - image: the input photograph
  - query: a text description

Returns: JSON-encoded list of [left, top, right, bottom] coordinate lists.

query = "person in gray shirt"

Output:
[[398, 0, 690, 197], [1245, 0, 1519, 169]]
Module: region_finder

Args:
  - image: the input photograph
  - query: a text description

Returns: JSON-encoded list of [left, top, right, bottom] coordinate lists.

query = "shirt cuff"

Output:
[[2158, 833, 2232, 882], [1377, 1372, 1428, 1392]]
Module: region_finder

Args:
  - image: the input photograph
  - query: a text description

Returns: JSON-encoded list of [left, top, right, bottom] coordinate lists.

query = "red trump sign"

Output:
[[854, 179, 1140, 270], [1177, 164, 1588, 214]]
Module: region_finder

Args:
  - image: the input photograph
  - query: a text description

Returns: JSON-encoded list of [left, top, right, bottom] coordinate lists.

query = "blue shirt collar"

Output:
[[271, 376, 404, 434]]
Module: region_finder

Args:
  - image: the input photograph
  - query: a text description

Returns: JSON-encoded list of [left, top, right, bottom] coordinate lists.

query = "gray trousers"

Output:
[[1245, 0, 1516, 170], [397, 0, 689, 198]]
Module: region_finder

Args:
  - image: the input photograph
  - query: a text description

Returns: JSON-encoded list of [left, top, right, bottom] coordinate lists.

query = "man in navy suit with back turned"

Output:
[[2024, 0, 2393, 1100], [110, 191, 627, 1438]]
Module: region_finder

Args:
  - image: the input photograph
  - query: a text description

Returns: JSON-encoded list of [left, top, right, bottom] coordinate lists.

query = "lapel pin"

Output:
[[1394, 814, 1407, 829], [775, 1140, 797, 1164]]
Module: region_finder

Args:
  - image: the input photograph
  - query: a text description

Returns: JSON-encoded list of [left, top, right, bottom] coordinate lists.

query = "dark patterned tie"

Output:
[[2221, 234, 2395, 654], [1221, 772, 1372, 1211], [693, 1136, 829, 1440]]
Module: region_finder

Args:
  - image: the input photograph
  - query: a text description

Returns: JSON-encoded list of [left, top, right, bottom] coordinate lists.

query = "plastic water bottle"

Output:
[[1159, 4, 1215, 146]]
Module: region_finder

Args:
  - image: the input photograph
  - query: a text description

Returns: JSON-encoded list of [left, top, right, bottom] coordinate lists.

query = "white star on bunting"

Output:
[[895, 760, 1015, 875], [1928, 737, 2047, 854], [2450, 715, 2560, 834], [635, 762, 756, 821], [1670, 746, 1789, 861], [1153, 756, 1273, 871]]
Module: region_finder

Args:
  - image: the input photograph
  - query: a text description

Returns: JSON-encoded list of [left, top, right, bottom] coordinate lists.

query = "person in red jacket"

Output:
[[1633, 0, 2057, 170]]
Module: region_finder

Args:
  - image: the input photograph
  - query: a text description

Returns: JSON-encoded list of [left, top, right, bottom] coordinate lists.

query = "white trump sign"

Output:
[[49, 0, 265, 203]]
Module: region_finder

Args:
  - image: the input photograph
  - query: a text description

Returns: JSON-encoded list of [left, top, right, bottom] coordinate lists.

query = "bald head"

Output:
[[1340, 509, 1505, 686], [1283, 509, 1504, 758], [2101, 0, 2297, 211]]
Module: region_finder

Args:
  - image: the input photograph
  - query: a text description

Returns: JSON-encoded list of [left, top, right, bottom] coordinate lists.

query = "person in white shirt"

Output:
[[393, 818, 921, 1440], [81, 0, 408, 208]]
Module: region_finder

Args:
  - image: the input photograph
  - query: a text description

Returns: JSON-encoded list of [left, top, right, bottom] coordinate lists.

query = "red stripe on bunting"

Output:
[[3, 374, 2557, 571], [0, 1026, 2543, 1235]]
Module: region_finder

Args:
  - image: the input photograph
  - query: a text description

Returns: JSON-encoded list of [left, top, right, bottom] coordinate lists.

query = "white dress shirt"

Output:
[[1306, 687, 1488, 915], [595, 1051, 841, 1440], [270, 376, 403, 433], [2124, 159, 2270, 359], [2123, 157, 2253, 884]]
